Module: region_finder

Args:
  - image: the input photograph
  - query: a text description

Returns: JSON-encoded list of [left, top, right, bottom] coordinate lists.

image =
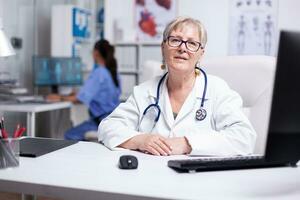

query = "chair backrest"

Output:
[[141, 56, 276, 154], [140, 60, 164, 83], [201, 56, 276, 154], [70, 104, 89, 126]]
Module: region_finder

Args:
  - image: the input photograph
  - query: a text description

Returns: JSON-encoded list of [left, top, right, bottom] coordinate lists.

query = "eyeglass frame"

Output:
[[164, 36, 203, 52]]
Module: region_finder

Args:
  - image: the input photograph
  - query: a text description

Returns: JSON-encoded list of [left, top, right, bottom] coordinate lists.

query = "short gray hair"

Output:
[[163, 16, 207, 48]]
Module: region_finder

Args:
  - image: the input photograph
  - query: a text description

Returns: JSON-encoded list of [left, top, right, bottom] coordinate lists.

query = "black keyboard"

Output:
[[167, 155, 274, 172]]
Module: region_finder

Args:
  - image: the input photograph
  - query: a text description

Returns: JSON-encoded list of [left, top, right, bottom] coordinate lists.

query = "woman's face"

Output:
[[93, 49, 105, 65], [161, 24, 204, 75]]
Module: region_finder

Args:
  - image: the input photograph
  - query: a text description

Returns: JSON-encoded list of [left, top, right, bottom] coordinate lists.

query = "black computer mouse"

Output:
[[119, 155, 138, 169]]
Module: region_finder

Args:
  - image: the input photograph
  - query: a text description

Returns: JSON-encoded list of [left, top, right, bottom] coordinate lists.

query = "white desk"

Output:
[[0, 102, 72, 137], [0, 142, 299, 200]]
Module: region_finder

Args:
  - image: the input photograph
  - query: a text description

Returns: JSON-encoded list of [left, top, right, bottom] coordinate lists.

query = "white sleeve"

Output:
[[185, 79, 257, 156], [98, 89, 141, 150]]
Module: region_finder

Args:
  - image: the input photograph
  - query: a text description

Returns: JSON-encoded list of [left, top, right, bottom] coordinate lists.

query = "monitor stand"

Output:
[[51, 85, 58, 94], [58, 86, 73, 95], [51, 85, 73, 95]]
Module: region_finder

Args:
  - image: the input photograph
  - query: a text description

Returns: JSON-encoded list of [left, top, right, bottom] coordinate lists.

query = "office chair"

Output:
[[70, 104, 99, 141]]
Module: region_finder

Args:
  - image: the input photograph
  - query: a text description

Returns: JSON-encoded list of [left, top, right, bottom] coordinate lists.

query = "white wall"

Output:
[[105, 0, 300, 57], [0, 0, 35, 89], [178, 0, 229, 57], [278, 0, 300, 31], [104, 0, 135, 43]]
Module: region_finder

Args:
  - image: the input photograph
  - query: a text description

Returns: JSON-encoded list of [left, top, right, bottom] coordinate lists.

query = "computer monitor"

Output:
[[33, 56, 83, 87], [265, 30, 300, 163]]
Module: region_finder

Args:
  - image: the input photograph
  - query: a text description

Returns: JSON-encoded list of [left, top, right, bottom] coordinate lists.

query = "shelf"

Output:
[[115, 43, 161, 100], [114, 42, 161, 46], [119, 71, 140, 75]]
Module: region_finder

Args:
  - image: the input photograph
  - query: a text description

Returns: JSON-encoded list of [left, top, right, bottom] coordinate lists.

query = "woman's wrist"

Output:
[[118, 135, 141, 150], [184, 136, 192, 154]]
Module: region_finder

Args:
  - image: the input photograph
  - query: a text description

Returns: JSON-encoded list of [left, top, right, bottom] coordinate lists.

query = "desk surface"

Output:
[[0, 101, 72, 112], [0, 142, 299, 200]]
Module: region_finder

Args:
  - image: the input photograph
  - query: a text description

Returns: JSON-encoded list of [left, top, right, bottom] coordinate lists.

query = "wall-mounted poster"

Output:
[[135, 0, 177, 42], [229, 0, 278, 56]]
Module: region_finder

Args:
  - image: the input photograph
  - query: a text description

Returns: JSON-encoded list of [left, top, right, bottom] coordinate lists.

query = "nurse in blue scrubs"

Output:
[[48, 39, 121, 141]]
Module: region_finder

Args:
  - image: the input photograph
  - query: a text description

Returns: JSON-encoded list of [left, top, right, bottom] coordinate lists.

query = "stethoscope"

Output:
[[137, 67, 208, 132]]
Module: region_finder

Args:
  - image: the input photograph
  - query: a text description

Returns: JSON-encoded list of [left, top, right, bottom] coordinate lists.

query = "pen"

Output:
[[1, 129, 8, 139], [16, 127, 26, 138], [1, 117, 4, 129], [0, 122, 2, 139], [0, 117, 8, 139], [13, 124, 20, 138]]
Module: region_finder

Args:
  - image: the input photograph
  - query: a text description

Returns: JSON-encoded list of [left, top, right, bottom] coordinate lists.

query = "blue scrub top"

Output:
[[77, 65, 121, 119]]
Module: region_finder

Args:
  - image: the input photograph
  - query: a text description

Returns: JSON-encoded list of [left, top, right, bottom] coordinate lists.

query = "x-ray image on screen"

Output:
[[33, 56, 83, 86]]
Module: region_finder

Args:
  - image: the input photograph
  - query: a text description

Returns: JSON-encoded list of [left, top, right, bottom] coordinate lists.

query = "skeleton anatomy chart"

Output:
[[229, 0, 278, 55]]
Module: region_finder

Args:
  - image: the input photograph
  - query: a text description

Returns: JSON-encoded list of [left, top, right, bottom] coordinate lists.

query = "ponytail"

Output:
[[94, 40, 119, 87]]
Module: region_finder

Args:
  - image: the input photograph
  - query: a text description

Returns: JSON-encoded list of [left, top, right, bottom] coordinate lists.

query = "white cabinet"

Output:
[[115, 42, 162, 100], [51, 5, 92, 57]]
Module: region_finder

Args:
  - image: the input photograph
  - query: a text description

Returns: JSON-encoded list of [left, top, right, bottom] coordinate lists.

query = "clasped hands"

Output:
[[46, 94, 62, 102], [122, 134, 192, 156], [46, 93, 78, 103]]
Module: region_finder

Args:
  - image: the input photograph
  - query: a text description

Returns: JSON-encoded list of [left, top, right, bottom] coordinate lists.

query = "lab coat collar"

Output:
[[195, 73, 205, 99], [161, 75, 175, 128], [147, 78, 159, 98]]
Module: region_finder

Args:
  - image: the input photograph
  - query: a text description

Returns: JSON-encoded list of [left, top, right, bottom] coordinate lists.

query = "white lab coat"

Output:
[[98, 74, 256, 156]]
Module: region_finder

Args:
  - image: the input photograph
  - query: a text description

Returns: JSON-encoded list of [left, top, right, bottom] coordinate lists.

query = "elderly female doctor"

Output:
[[99, 16, 256, 156]]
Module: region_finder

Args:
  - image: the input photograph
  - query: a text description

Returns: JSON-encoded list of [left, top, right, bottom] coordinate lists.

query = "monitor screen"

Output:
[[264, 30, 300, 162], [268, 30, 300, 134], [33, 56, 83, 86]]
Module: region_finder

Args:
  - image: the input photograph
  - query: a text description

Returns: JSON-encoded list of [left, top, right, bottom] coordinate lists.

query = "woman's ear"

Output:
[[200, 48, 205, 56], [161, 42, 165, 58], [197, 48, 205, 64]]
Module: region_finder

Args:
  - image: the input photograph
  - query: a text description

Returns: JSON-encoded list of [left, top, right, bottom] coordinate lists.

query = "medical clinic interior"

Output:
[[0, 0, 300, 200]]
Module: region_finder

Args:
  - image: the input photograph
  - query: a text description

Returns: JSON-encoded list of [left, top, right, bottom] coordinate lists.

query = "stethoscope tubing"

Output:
[[138, 67, 207, 131]]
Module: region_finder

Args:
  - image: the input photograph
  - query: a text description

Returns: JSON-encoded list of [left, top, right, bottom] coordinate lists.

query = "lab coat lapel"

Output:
[[175, 75, 203, 124], [161, 77, 174, 129], [147, 76, 173, 129]]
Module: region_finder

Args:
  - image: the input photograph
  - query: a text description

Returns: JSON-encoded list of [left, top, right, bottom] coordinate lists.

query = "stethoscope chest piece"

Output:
[[195, 107, 207, 121]]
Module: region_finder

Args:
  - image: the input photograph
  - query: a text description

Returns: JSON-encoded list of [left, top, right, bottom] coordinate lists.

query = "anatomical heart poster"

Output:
[[135, 0, 177, 42]]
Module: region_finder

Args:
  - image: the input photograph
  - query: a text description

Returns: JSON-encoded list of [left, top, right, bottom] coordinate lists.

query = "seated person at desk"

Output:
[[48, 39, 121, 141], [98, 17, 256, 156]]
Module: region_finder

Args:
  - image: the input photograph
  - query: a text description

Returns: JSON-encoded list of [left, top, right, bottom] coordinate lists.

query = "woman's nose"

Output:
[[178, 43, 187, 52], [178, 43, 188, 52]]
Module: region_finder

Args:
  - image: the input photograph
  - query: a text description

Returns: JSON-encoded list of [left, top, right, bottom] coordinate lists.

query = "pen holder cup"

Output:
[[0, 138, 20, 169]]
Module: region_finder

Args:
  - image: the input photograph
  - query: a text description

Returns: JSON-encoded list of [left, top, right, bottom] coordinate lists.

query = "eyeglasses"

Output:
[[166, 36, 202, 52]]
